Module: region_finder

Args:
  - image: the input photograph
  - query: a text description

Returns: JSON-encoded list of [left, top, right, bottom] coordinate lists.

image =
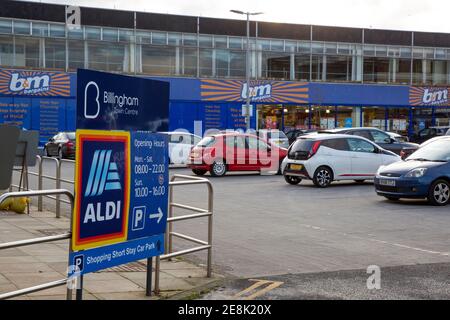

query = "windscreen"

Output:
[[408, 139, 450, 162]]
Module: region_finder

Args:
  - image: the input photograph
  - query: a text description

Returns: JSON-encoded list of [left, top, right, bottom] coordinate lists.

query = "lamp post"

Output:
[[230, 10, 263, 130]]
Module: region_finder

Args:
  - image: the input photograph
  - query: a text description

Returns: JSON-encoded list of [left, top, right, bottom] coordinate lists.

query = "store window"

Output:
[[336, 106, 355, 128], [257, 105, 282, 130], [14, 37, 41, 68], [68, 40, 84, 70], [88, 41, 127, 72], [363, 57, 389, 83], [311, 106, 336, 130], [0, 35, 14, 66], [141, 45, 176, 75], [294, 55, 310, 81], [215, 49, 229, 77], [283, 106, 309, 131], [435, 107, 450, 127], [199, 48, 213, 77], [261, 52, 290, 80], [311, 55, 323, 80], [388, 108, 409, 135], [229, 50, 245, 78], [325, 55, 351, 81], [182, 47, 197, 76], [45, 38, 66, 69], [363, 107, 386, 131], [411, 107, 433, 134], [392, 59, 411, 84]]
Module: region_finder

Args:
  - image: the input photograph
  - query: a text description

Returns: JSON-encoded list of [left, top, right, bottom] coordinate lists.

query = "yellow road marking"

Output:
[[233, 279, 284, 300]]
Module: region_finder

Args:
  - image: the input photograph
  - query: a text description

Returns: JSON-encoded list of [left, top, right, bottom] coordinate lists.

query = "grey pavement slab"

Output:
[[0, 206, 222, 300]]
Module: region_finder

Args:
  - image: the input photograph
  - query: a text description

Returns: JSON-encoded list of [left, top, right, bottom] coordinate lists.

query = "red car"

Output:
[[188, 133, 288, 177]]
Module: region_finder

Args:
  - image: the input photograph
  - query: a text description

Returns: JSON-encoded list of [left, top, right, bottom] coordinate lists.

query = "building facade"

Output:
[[0, 0, 450, 144]]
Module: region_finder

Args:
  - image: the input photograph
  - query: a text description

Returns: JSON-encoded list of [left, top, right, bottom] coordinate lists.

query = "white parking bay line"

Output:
[[298, 224, 450, 257]]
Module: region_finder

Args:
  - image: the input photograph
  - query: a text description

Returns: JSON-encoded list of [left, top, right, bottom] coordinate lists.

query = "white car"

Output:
[[258, 129, 290, 149], [164, 132, 202, 165], [282, 134, 401, 187]]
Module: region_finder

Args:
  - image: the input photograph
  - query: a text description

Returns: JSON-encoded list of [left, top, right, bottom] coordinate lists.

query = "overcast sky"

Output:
[[27, 0, 450, 33]]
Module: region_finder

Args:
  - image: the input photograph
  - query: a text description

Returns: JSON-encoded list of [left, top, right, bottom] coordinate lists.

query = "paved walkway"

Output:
[[0, 208, 222, 300]]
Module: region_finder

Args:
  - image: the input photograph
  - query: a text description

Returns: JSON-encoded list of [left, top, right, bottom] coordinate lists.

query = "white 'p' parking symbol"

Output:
[[84, 81, 100, 119]]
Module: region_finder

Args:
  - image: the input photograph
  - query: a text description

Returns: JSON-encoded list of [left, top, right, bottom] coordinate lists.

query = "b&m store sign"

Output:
[[201, 79, 309, 104], [0, 69, 71, 96], [410, 87, 450, 106]]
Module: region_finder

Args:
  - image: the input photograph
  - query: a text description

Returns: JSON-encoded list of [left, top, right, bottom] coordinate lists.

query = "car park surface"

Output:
[[24, 160, 450, 299]]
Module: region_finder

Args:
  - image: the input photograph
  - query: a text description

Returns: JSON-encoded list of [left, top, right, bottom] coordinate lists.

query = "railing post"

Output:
[[154, 255, 161, 295], [55, 159, 61, 218], [207, 181, 213, 278], [168, 181, 174, 257], [37, 156, 43, 212]]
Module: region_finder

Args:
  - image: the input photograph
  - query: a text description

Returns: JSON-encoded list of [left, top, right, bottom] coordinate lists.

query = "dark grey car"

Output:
[[320, 127, 419, 155]]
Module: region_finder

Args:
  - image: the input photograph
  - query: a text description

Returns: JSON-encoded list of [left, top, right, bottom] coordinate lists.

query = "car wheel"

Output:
[[284, 175, 301, 185], [354, 180, 365, 184], [210, 159, 227, 177], [384, 196, 400, 201], [192, 169, 207, 176], [428, 179, 450, 206], [313, 166, 333, 188]]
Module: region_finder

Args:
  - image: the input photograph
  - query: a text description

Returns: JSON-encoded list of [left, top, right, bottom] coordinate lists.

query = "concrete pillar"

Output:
[[290, 47, 295, 81], [352, 106, 361, 128], [322, 55, 327, 81]]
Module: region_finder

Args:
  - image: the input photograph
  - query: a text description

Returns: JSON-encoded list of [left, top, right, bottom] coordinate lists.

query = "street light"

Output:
[[230, 10, 263, 130]]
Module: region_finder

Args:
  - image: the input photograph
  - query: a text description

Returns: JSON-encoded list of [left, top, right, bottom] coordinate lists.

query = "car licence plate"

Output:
[[379, 179, 396, 187], [290, 164, 303, 171]]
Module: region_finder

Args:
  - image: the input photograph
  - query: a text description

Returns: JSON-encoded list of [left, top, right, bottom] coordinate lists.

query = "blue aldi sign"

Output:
[[72, 130, 130, 251], [70, 130, 168, 276], [76, 69, 169, 132]]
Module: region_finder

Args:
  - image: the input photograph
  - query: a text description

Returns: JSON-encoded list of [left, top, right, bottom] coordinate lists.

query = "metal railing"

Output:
[[7, 159, 214, 297], [10, 156, 75, 218], [0, 189, 77, 300], [154, 174, 213, 294]]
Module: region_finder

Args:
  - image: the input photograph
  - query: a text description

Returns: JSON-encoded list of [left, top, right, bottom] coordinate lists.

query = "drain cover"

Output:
[[99, 261, 148, 272]]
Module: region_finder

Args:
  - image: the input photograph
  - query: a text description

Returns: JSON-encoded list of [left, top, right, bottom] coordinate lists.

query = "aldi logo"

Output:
[[73, 130, 130, 251], [84, 150, 122, 197]]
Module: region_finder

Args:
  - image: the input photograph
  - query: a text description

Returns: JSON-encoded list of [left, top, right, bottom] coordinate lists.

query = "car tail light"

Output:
[[66, 141, 74, 149], [308, 141, 321, 158]]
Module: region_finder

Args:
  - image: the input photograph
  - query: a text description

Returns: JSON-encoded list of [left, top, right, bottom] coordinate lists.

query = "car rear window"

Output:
[[321, 138, 349, 151], [266, 131, 288, 140], [197, 136, 215, 147], [66, 132, 75, 140], [290, 139, 315, 153]]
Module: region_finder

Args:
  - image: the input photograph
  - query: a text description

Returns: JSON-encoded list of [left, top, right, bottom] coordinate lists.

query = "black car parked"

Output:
[[410, 126, 450, 144], [44, 132, 76, 159], [320, 127, 419, 155], [285, 129, 316, 145]]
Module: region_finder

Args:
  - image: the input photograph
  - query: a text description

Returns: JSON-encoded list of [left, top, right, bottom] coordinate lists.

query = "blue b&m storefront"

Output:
[[1, 67, 449, 145]]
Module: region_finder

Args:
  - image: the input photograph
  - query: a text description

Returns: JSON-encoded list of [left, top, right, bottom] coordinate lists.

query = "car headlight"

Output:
[[376, 165, 386, 175], [405, 168, 428, 178]]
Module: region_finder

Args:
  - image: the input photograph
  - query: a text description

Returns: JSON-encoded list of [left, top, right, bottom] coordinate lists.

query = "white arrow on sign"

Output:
[[149, 207, 163, 224]]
